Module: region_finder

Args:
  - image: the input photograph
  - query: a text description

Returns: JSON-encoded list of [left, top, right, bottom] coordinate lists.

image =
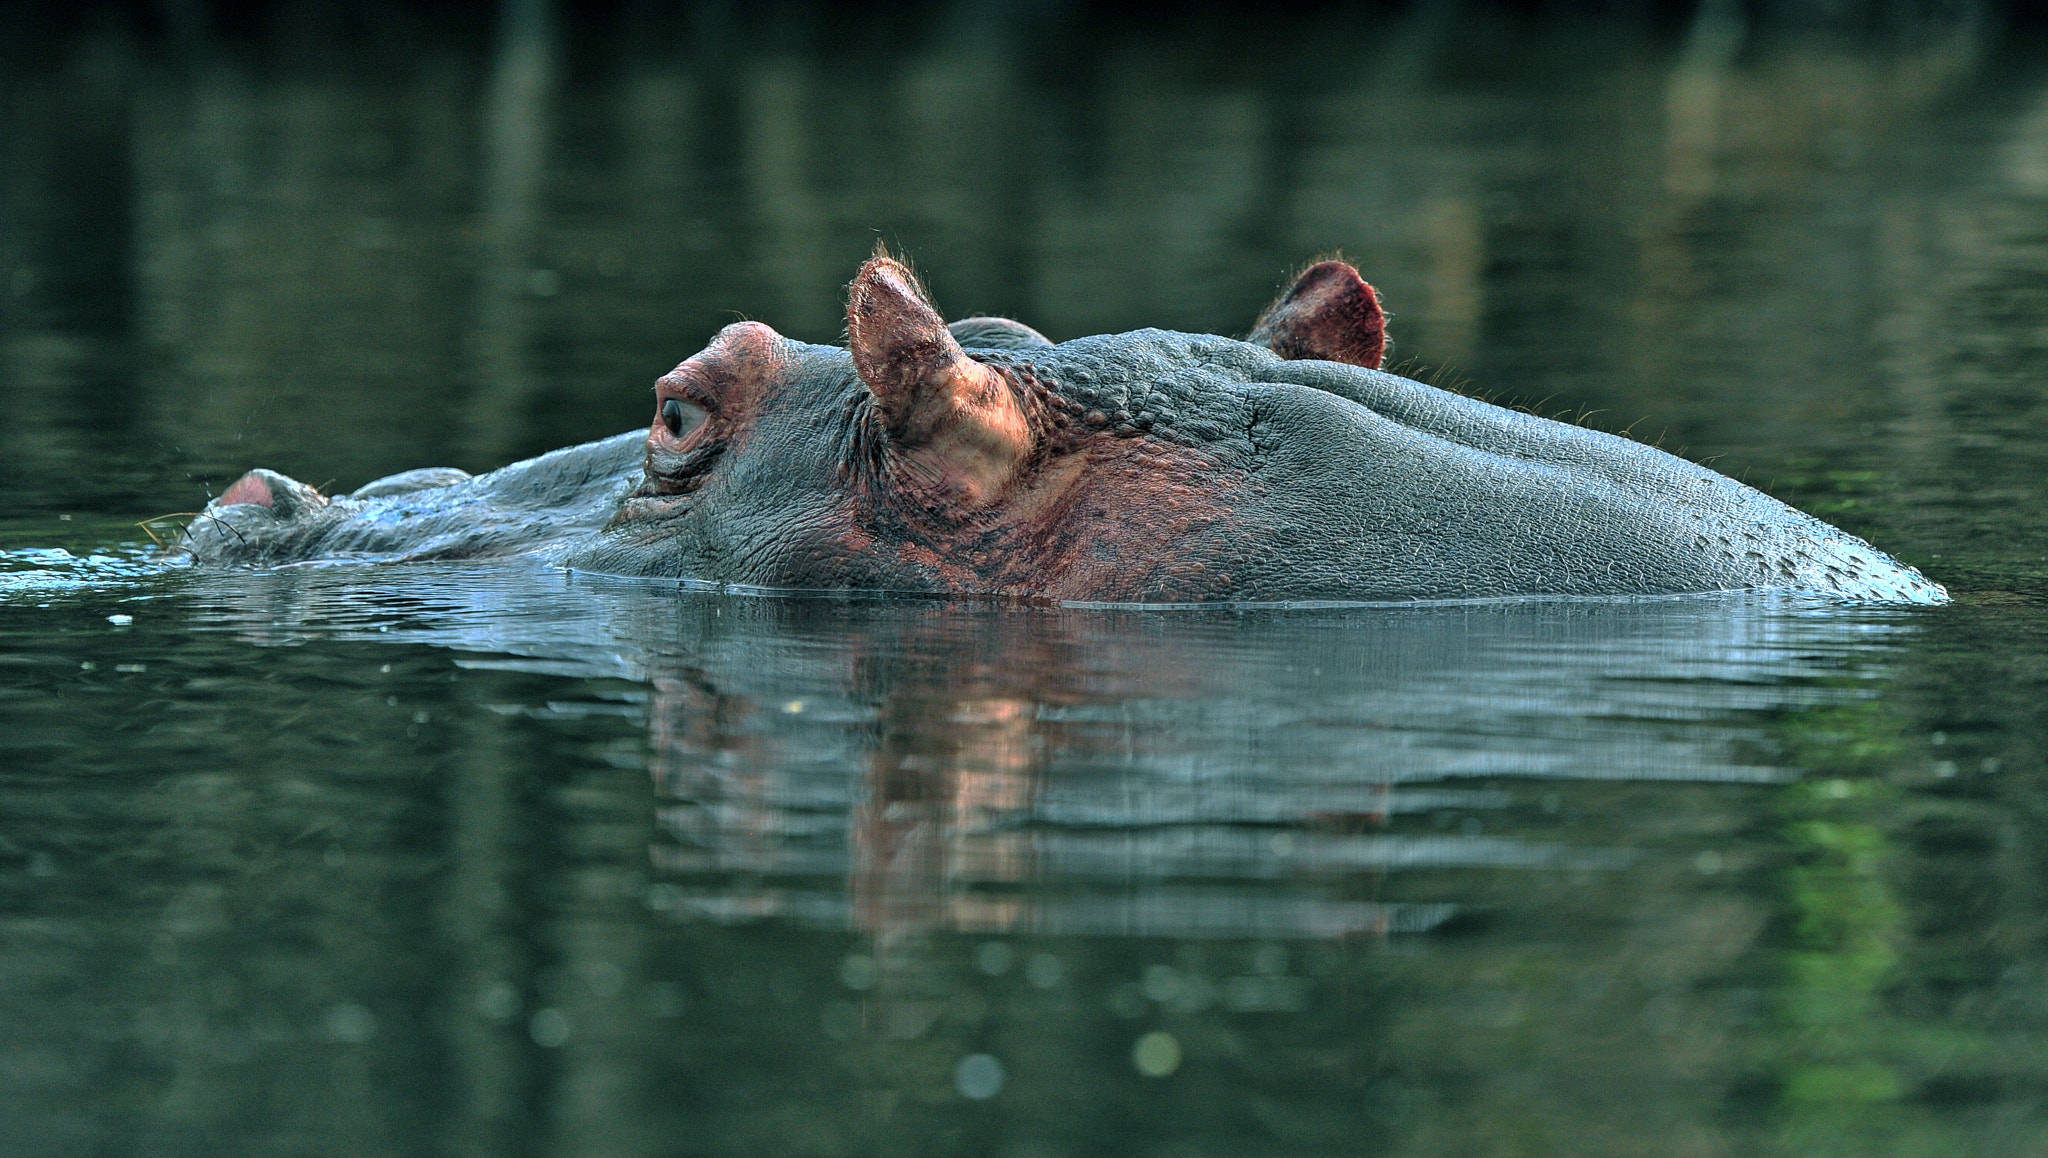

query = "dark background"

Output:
[[8, 6, 2048, 1157]]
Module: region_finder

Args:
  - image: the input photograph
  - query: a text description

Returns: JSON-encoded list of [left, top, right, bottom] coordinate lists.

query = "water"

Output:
[[6, 3, 2048, 1155]]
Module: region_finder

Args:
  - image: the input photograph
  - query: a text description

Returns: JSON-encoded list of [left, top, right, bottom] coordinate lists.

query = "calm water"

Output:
[[6, 3, 2048, 1156]]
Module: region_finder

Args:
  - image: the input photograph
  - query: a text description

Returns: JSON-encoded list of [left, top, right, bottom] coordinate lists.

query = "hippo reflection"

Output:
[[184, 561, 1837, 945], [643, 618, 1476, 949], [182, 254, 1945, 604], [173, 556, 1923, 1144]]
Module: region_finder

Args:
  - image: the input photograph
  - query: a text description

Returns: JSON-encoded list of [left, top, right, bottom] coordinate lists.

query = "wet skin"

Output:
[[181, 257, 1946, 605]]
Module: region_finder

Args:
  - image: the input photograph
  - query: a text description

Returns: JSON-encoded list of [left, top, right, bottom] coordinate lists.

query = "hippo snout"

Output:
[[180, 469, 335, 563]]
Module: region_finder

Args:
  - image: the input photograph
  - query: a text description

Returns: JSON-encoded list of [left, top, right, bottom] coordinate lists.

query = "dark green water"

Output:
[[6, 3, 2048, 1156]]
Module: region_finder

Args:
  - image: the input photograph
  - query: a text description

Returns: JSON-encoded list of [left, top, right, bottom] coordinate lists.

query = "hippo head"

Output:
[[563, 253, 1400, 600]]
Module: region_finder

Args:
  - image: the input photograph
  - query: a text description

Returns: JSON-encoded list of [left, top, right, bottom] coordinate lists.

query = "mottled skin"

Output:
[[182, 257, 1946, 604]]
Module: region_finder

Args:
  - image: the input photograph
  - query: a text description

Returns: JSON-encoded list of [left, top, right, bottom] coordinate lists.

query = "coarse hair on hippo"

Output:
[[181, 250, 1945, 605]]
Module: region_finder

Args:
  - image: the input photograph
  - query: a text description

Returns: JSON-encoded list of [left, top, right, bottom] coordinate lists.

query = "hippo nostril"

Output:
[[218, 472, 276, 508]]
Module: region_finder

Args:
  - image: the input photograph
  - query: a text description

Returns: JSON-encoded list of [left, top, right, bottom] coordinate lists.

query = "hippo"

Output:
[[180, 252, 1946, 605]]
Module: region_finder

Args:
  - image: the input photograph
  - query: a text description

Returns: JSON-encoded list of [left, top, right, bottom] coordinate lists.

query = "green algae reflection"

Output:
[[1765, 701, 1978, 1158]]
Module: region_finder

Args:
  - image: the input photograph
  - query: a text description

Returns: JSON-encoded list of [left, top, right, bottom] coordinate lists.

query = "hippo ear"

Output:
[[848, 254, 1033, 506], [1248, 260, 1387, 370]]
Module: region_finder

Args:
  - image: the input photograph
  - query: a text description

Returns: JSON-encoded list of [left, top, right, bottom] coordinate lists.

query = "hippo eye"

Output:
[[660, 397, 704, 438]]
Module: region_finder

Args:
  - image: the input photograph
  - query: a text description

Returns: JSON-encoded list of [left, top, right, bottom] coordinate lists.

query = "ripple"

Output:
[[0, 545, 185, 600]]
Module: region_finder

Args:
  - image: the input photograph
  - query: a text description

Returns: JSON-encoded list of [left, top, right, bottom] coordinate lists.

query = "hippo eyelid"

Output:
[[655, 368, 722, 414], [640, 440, 725, 497]]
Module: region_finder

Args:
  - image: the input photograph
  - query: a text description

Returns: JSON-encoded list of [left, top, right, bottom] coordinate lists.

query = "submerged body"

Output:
[[182, 257, 1945, 605]]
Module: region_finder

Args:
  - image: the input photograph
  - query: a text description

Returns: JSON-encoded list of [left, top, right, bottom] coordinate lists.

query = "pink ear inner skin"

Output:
[[845, 255, 1033, 510], [847, 257, 970, 439], [1249, 260, 1386, 370]]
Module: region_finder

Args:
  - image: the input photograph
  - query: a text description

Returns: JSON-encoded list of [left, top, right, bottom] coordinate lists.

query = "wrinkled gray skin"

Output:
[[182, 321, 1946, 604]]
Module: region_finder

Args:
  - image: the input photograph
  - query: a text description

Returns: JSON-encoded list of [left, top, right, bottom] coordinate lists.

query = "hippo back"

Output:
[[1044, 332, 1942, 603]]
